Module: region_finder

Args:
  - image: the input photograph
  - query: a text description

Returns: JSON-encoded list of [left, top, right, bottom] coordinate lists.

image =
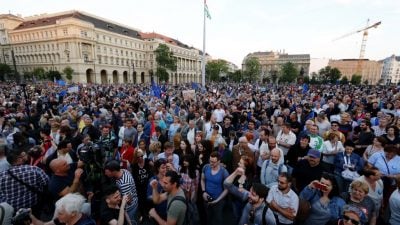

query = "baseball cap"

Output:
[[307, 149, 321, 158], [342, 204, 368, 225]]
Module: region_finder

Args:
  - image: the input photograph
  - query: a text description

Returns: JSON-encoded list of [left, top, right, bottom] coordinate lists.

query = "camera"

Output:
[[206, 196, 214, 202], [12, 208, 31, 225], [78, 143, 100, 164]]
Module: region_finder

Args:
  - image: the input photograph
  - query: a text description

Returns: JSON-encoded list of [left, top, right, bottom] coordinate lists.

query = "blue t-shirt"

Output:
[[203, 164, 229, 199]]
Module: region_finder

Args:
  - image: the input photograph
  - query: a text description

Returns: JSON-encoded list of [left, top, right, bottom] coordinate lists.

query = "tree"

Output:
[[303, 75, 310, 84], [243, 57, 261, 82], [63, 66, 74, 82], [206, 59, 229, 81], [155, 44, 177, 82], [318, 66, 342, 83], [46, 70, 62, 81], [227, 70, 242, 82], [33, 67, 46, 80], [0, 63, 11, 81], [350, 74, 362, 85], [280, 62, 298, 83], [340, 76, 349, 85], [270, 70, 278, 84]]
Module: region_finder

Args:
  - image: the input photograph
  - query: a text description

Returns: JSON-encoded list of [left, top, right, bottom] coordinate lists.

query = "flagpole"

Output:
[[201, 0, 206, 87]]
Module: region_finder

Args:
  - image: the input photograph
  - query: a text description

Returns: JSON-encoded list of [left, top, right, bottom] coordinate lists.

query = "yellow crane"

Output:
[[333, 19, 381, 75]]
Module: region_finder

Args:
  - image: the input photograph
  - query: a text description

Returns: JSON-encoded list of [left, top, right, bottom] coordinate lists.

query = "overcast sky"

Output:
[[2, 0, 399, 68]]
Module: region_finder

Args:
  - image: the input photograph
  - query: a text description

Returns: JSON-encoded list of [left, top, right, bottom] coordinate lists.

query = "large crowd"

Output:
[[0, 81, 400, 225]]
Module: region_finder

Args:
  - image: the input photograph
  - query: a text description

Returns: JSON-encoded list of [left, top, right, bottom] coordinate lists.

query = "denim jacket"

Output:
[[300, 186, 345, 221]]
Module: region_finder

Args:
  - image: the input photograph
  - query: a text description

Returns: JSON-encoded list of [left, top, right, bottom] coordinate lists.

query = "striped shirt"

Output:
[[116, 169, 138, 210]]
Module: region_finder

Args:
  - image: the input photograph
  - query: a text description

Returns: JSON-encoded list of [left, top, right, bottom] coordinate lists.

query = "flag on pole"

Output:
[[151, 80, 161, 98], [204, 0, 211, 19]]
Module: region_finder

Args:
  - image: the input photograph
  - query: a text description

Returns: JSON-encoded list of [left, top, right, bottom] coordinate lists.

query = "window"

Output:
[[98, 56, 102, 64], [63, 29, 68, 35]]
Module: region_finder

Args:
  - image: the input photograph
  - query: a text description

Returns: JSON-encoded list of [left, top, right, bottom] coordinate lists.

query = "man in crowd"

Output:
[[104, 160, 139, 225], [149, 171, 187, 225], [267, 173, 299, 225], [0, 148, 48, 216]]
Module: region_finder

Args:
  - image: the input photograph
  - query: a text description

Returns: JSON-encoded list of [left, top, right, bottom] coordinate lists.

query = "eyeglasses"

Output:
[[137, 155, 144, 158], [343, 215, 360, 225]]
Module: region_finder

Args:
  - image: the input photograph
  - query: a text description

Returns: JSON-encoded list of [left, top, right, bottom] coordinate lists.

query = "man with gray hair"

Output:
[[29, 193, 96, 225]]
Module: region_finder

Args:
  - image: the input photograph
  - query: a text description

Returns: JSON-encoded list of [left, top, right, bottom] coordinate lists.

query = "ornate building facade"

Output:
[[0, 10, 202, 84]]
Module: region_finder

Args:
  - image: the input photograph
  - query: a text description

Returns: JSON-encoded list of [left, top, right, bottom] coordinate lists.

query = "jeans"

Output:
[[126, 204, 138, 225], [205, 198, 226, 225]]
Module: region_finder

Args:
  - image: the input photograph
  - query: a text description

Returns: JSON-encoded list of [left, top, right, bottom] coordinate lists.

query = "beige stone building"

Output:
[[0, 10, 202, 84], [328, 59, 383, 85], [242, 51, 310, 81]]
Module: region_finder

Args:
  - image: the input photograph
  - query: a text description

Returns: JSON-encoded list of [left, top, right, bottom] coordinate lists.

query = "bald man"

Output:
[[48, 158, 84, 199], [260, 148, 287, 188]]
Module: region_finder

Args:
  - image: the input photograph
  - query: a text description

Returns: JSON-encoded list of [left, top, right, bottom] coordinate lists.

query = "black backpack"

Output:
[[167, 195, 199, 225]]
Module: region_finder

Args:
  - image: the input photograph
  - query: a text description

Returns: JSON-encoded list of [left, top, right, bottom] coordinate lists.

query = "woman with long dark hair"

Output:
[[299, 173, 345, 225]]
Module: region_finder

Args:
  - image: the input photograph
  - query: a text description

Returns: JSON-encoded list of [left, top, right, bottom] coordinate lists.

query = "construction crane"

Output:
[[333, 20, 381, 75]]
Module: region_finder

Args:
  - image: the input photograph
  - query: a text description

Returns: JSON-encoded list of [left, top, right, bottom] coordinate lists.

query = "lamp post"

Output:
[[132, 63, 135, 84]]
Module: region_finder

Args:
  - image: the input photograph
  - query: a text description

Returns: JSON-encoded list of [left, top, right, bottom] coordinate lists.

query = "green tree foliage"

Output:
[[318, 66, 342, 83], [155, 44, 177, 82], [243, 57, 261, 82], [350, 74, 362, 85], [280, 62, 298, 83], [340, 76, 349, 85], [206, 59, 229, 81], [156, 67, 169, 82], [0, 63, 11, 81], [303, 75, 310, 84], [270, 70, 279, 84], [33, 67, 46, 80], [63, 66, 74, 81], [46, 70, 62, 81], [227, 70, 242, 82]]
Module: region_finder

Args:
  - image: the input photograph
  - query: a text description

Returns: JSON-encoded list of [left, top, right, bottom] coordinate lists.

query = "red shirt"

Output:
[[120, 145, 134, 169]]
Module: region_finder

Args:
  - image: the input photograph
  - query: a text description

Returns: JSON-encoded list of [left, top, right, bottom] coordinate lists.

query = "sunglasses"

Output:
[[343, 215, 360, 225], [248, 209, 255, 224]]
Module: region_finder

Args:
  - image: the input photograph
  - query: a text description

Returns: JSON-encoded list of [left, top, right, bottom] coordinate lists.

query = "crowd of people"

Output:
[[0, 81, 400, 225]]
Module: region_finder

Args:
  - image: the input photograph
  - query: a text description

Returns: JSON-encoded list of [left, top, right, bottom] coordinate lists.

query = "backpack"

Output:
[[261, 203, 269, 225], [167, 195, 200, 225]]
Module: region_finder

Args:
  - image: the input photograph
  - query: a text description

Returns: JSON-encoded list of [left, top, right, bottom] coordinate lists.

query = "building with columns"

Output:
[[328, 59, 383, 85], [0, 10, 202, 84], [242, 51, 310, 81]]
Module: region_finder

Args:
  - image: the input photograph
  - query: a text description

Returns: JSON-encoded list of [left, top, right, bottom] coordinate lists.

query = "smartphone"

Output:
[[315, 182, 328, 191]]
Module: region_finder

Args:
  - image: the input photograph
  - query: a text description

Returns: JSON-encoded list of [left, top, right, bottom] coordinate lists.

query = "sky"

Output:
[[2, 0, 400, 70]]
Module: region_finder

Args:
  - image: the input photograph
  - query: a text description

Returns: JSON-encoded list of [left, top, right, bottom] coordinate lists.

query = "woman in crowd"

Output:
[[334, 141, 364, 191], [180, 154, 199, 203], [226, 155, 254, 223], [147, 141, 161, 167], [178, 139, 194, 164], [299, 173, 345, 225], [381, 125, 400, 146], [195, 140, 212, 172], [368, 145, 400, 211], [326, 204, 367, 225], [363, 136, 386, 161], [146, 158, 168, 223], [341, 180, 377, 225], [119, 138, 134, 170], [131, 149, 153, 221], [322, 133, 345, 171], [355, 165, 384, 221]]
